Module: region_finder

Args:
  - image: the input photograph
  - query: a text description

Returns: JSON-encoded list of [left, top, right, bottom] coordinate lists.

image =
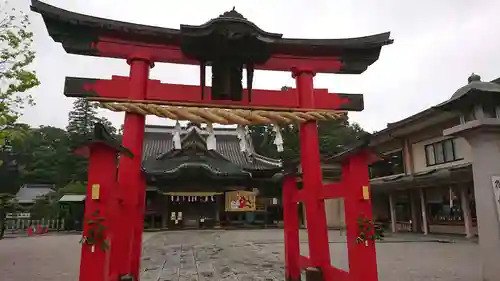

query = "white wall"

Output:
[[412, 135, 472, 173]]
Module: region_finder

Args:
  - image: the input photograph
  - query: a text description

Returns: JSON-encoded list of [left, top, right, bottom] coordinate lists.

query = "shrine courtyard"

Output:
[[0, 229, 479, 281]]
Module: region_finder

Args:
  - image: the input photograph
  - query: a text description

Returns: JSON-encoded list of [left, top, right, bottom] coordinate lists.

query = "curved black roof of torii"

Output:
[[30, 0, 393, 74]]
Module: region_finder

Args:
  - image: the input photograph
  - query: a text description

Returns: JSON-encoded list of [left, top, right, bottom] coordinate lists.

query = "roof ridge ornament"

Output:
[[219, 7, 246, 20], [468, 73, 481, 83]]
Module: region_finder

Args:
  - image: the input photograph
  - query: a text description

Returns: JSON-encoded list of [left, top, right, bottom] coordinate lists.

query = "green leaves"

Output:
[[66, 98, 118, 182], [248, 117, 368, 161], [0, 0, 40, 152], [59, 181, 86, 195], [356, 216, 385, 245], [80, 209, 110, 251], [0, 192, 22, 238], [67, 98, 117, 140]]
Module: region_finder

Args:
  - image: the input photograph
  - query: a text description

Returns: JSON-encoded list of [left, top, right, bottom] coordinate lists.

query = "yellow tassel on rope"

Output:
[[98, 102, 344, 125]]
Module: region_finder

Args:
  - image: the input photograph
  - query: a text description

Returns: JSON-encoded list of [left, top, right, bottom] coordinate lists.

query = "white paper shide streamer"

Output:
[[272, 124, 284, 152], [173, 121, 182, 150], [236, 125, 248, 153], [206, 123, 216, 151], [449, 186, 454, 208]]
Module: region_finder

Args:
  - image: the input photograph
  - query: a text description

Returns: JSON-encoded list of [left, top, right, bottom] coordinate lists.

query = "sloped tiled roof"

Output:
[[15, 184, 55, 204], [59, 194, 86, 202], [142, 125, 281, 172]]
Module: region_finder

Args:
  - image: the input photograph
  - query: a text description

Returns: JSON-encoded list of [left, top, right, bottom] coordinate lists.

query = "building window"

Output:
[[483, 104, 498, 119], [463, 107, 476, 122], [369, 150, 405, 179], [425, 187, 476, 225], [425, 138, 462, 166]]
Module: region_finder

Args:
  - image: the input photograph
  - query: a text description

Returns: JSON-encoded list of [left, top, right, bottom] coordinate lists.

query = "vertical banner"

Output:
[[491, 176, 500, 223], [225, 191, 256, 211]]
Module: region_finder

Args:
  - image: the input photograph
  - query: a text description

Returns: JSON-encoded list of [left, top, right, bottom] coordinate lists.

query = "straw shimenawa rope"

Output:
[[98, 102, 344, 125]]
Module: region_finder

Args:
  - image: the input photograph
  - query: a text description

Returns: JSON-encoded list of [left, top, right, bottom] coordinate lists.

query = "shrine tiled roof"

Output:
[[15, 184, 55, 204], [142, 125, 282, 173]]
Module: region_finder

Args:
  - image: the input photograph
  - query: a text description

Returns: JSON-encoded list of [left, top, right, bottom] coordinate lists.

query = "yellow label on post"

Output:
[[91, 184, 100, 200], [362, 185, 370, 200]]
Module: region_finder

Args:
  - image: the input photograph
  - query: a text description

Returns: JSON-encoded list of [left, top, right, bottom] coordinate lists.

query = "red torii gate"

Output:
[[31, 1, 393, 281], [282, 143, 381, 281]]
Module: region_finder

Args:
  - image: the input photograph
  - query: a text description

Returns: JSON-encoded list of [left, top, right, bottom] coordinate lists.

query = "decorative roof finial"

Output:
[[219, 7, 246, 19], [468, 73, 481, 83]]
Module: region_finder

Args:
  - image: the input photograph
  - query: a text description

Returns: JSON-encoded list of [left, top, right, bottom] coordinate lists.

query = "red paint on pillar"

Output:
[[342, 151, 378, 281], [282, 175, 301, 281], [128, 58, 152, 279], [293, 68, 331, 269], [79, 144, 118, 281], [111, 57, 151, 279]]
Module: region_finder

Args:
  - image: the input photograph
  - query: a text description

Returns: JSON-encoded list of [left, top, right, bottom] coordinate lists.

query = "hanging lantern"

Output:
[[272, 124, 284, 152], [171, 196, 174, 201], [211, 196, 215, 202], [207, 123, 216, 150], [173, 121, 182, 150]]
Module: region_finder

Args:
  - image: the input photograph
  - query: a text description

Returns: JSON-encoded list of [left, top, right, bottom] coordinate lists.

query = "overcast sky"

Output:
[[13, 0, 500, 132]]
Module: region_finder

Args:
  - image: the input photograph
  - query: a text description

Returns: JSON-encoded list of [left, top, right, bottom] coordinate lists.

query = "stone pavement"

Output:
[[140, 230, 481, 281], [0, 229, 481, 281]]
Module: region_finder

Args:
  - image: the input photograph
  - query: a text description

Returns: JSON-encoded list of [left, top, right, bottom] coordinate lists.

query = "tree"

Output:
[[0, 138, 19, 192], [66, 98, 117, 141], [29, 195, 58, 220], [0, 0, 40, 234], [0, 1, 39, 149], [0, 135, 21, 239], [66, 98, 117, 182], [59, 181, 86, 195], [317, 116, 369, 155], [248, 123, 300, 160], [15, 126, 72, 186], [0, 193, 22, 239], [249, 116, 368, 160], [249, 86, 368, 160], [0, 123, 28, 239]]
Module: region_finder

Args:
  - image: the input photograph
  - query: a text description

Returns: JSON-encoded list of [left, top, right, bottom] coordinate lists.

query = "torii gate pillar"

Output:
[[111, 56, 153, 279]]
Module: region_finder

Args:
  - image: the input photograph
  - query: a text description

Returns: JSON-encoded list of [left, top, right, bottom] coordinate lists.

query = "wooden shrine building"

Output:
[[141, 123, 284, 229]]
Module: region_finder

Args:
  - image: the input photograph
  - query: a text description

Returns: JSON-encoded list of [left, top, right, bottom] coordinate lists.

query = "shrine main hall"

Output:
[[140, 123, 285, 229]]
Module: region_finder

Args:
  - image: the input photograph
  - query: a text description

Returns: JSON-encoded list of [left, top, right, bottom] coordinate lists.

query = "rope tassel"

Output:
[[272, 124, 284, 152], [206, 123, 216, 151], [173, 121, 182, 150]]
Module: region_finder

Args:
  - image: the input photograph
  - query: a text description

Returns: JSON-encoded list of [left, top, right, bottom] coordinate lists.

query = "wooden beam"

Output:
[[64, 76, 364, 111], [322, 182, 346, 199], [94, 38, 345, 73]]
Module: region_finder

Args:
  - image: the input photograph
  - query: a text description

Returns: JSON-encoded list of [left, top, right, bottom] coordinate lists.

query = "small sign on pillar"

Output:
[[92, 184, 101, 200], [362, 185, 370, 200], [490, 176, 500, 222]]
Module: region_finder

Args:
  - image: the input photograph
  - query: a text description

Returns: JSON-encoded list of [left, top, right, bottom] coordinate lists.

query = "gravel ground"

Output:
[[0, 230, 481, 281]]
